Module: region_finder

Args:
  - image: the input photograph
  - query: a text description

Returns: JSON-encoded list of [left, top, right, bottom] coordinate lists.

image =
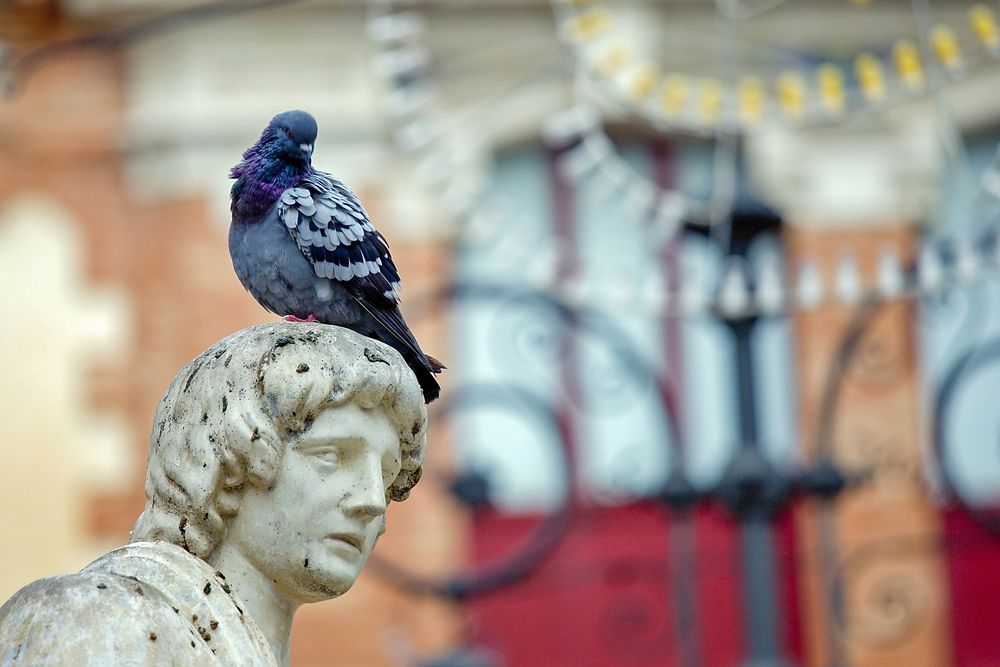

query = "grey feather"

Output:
[[314, 206, 332, 225]]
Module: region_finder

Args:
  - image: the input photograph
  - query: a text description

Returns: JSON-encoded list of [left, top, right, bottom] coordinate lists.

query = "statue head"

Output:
[[131, 322, 427, 599]]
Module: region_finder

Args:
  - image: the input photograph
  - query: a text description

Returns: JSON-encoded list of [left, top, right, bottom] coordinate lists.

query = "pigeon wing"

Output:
[[276, 172, 425, 360]]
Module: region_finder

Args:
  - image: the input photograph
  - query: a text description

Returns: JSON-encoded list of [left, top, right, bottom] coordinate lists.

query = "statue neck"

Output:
[[208, 542, 299, 667]]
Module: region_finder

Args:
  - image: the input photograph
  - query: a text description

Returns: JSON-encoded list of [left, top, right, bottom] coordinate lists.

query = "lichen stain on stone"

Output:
[[183, 360, 204, 392], [149, 632, 157, 642], [364, 347, 389, 365], [203, 582, 212, 595], [296, 363, 310, 373], [178, 517, 190, 552]]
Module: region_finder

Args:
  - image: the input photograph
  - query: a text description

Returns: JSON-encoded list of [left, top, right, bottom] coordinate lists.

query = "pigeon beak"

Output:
[[299, 143, 313, 157]]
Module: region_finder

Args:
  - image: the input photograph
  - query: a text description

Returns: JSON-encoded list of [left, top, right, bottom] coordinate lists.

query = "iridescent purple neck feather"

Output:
[[230, 128, 311, 222]]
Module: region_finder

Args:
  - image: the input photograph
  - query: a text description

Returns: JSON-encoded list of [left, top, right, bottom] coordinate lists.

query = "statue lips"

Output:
[[324, 532, 365, 554]]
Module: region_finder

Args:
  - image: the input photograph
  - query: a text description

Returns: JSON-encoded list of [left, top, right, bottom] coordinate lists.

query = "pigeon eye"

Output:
[[284, 128, 293, 138]]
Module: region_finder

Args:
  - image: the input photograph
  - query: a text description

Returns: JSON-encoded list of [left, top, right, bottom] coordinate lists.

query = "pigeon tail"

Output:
[[351, 297, 443, 403], [426, 355, 446, 373], [407, 350, 442, 403]]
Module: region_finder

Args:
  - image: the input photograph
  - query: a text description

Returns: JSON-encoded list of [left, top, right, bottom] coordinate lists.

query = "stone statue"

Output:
[[0, 322, 427, 666]]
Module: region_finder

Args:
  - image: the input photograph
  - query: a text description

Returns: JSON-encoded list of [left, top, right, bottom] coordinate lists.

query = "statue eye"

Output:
[[302, 445, 340, 464]]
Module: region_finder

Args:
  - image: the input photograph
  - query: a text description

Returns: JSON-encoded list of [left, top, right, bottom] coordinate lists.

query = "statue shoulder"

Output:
[[0, 569, 214, 665], [0, 542, 276, 667]]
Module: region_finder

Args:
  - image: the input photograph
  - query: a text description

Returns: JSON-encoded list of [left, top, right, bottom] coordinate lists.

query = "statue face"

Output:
[[223, 402, 402, 603]]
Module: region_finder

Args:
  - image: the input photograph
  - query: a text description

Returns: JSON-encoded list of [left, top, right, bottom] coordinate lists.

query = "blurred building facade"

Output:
[[3, 1, 1000, 666]]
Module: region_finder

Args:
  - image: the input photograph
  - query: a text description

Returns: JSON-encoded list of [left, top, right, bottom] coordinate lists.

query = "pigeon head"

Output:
[[230, 110, 319, 217], [265, 109, 318, 164]]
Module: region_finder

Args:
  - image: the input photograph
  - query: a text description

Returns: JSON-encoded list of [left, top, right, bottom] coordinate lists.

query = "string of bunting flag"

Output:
[[537, 103, 1000, 319], [551, 0, 1000, 132], [367, 0, 1000, 319]]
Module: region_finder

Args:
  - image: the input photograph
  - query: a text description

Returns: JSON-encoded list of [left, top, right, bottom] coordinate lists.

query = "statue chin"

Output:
[[293, 565, 361, 603], [303, 542, 371, 597], [0, 322, 428, 667]]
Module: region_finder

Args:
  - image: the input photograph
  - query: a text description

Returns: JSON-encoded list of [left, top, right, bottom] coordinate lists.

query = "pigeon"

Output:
[[228, 110, 444, 402]]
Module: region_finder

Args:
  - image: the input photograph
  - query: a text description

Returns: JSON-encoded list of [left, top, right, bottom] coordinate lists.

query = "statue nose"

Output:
[[344, 460, 387, 520], [346, 498, 385, 521]]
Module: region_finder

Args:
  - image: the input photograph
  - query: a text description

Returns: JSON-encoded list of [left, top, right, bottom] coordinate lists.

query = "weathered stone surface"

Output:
[[0, 541, 272, 666], [0, 323, 428, 666]]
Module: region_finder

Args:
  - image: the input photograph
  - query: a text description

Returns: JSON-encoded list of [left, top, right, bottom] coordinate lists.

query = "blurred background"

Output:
[[3, 0, 1000, 665]]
